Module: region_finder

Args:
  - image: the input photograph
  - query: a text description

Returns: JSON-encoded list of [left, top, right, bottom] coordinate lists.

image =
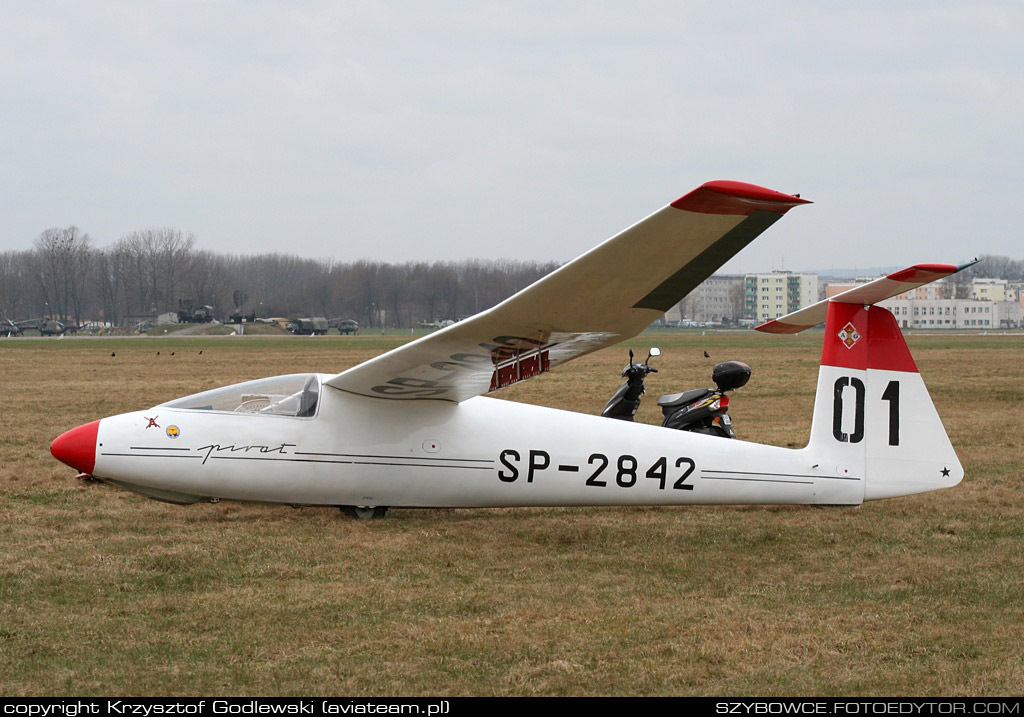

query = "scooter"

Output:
[[601, 348, 751, 438]]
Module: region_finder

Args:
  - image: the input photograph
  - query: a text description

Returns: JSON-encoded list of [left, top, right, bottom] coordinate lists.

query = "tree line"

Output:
[[4, 227, 1021, 328], [0, 227, 559, 328]]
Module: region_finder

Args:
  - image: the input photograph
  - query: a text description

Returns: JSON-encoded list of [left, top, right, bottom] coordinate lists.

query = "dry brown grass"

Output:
[[1, 331, 1022, 696]]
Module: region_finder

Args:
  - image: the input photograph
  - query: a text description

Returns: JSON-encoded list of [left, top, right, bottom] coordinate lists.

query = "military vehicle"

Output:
[[177, 299, 214, 323], [2, 319, 21, 337], [329, 318, 360, 335], [40, 319, 67, 336], [287, 317, 329, 335]]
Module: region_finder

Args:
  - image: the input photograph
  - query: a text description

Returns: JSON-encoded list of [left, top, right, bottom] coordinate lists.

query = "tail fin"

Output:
[[758, 263, 969, 501], [808, 302, 962, 500]]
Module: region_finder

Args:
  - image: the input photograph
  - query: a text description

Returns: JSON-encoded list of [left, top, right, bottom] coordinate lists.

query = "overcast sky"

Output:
[[1, 1, 1021, 273]]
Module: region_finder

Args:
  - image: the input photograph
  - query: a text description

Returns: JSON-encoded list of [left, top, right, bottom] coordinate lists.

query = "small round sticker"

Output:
[[166, 425, 180, 439]]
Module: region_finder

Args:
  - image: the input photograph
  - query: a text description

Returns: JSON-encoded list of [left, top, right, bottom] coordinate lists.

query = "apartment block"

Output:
[[744, 272, 819, 323]]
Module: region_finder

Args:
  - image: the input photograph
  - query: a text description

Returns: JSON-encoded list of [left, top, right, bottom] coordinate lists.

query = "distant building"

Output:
[[824, 281, 860, 299], [665, 275, 744, 325], [671, 270, 1023, 329], [744, 272, 819, 323], [997, 300, 1024, 328], [823, 275, 885, 299], [878, 298, 1020, 329], [970, 278, 1008, 302], [1008, 281, 1024, 306], [826, 273, 1020, 329]]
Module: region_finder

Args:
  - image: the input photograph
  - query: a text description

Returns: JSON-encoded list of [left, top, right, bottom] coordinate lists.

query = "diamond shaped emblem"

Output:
[[838, 322, 861, 349]]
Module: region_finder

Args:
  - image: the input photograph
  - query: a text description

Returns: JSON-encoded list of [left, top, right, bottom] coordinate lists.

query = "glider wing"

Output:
[[327, 181, 809, 401]]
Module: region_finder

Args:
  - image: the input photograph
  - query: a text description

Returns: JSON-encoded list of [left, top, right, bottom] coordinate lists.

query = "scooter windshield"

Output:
[[160, 374, 320, 418]]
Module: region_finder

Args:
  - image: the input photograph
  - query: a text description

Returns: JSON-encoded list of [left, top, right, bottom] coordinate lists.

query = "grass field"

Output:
[[1, 331, 1022, 696]]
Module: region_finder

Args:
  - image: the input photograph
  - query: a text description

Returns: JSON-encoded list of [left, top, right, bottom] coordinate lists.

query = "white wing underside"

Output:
[[326, 181, 810, 402]]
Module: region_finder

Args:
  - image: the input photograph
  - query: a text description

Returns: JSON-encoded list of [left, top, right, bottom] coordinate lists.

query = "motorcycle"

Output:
[[600, 348, 751, 438]]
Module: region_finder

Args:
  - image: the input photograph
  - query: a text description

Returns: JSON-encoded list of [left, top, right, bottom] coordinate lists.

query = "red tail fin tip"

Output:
[[821, 304, 918, 373]]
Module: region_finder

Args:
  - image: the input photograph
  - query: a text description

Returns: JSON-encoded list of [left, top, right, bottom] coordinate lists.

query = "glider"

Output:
[[50, 181, 964, 517]]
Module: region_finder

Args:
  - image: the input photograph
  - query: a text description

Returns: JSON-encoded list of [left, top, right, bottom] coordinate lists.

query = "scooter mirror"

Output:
[[649, 347, 661, 357]]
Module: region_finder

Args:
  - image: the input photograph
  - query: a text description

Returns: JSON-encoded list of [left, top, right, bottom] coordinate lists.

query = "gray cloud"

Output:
[[1, 1, 1021, 273]]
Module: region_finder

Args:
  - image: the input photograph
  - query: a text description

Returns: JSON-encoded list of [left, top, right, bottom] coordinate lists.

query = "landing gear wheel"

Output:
[[340, 505, 389, 520]]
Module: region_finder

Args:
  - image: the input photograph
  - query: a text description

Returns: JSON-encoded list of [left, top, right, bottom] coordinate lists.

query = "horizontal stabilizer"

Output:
[[756, 260, 978, 334]]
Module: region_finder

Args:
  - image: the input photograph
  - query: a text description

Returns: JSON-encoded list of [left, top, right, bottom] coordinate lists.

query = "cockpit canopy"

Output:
[[160, 374, 320, 418]]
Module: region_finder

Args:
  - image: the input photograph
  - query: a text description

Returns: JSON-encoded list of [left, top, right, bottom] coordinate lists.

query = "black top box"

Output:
[[713, 361, 751, 391]]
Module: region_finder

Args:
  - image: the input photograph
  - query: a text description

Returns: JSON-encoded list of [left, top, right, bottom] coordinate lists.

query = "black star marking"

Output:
[[941, 467, 951, 477]]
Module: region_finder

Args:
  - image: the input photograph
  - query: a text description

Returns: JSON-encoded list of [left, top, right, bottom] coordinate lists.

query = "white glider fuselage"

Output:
[[92, 383, 865, 509]]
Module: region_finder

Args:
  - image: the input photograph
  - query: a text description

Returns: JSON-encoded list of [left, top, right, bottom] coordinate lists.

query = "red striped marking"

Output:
[[671, 180, 811, 216]]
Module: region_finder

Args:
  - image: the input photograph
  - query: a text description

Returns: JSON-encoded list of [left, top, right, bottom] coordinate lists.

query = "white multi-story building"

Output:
[[664, 275, 744, 325], [999, 300, 1024, 327], [744, 272, 819, 323], [878, 298, 1021, 329]]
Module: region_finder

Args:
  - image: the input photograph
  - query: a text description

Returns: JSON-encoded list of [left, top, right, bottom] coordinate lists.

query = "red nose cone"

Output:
[[50, 420, 100, 474]]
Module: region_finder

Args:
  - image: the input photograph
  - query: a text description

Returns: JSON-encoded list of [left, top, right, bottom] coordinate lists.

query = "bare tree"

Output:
[[186, 250, 231, 317], [113, 228, 196, 316], [0, 251, 31, 321], [157, 228, 196, 312], [32, 226, 95, 325]]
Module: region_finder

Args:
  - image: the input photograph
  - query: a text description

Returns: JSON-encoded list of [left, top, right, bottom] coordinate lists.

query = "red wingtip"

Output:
[[671, 181, 811, 216], [886, 264, 958, 283], [702, 180, 812, 205], [50, 420, 99, 475]]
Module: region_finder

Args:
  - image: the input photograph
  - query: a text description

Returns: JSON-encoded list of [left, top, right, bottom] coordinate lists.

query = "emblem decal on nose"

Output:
[[166, 425, 180, 439], [145, 416, 160, 429]]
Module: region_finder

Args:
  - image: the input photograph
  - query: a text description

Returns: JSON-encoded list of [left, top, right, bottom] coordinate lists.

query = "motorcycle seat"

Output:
[[657, 388, 714, 409]]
